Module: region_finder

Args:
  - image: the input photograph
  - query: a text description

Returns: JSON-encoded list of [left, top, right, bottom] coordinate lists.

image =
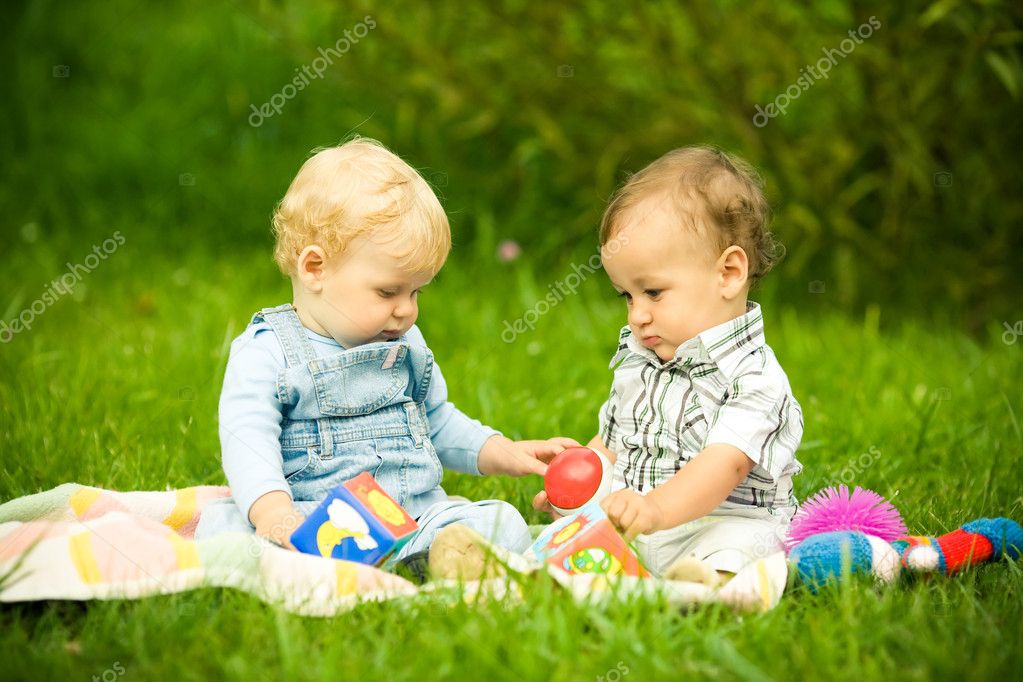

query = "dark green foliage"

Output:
[[2, 1, 1020, 327]]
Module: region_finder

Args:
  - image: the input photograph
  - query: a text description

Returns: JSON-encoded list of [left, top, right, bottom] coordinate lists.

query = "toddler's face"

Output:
[[601, 200, 740, 363], [298, 236, 433, 349]]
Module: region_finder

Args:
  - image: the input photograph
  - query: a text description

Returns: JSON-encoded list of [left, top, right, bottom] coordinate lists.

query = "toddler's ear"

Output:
[[296, 245, 328, 292], [717, 245, 749, 298]]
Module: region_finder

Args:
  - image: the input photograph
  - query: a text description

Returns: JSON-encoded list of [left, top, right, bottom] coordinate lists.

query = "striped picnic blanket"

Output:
[[0, 483, 784, 614], [0, 483, 417, 616]]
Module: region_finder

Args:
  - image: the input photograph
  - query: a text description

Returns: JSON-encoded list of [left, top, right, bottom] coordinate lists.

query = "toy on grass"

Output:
[[785, 485, 1023, 591], [786, 485, 908, 551], [786, 485, 907, 590], [893, 517, 1023, 575], [788, 530, 904, 591], [544, 446, 613, 515], [289, 472, 418, 566], [530, 499, 648, 577]]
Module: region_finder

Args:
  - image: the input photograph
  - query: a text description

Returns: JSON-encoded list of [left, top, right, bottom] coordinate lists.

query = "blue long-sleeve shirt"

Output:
[[218, 321, 500, 522]]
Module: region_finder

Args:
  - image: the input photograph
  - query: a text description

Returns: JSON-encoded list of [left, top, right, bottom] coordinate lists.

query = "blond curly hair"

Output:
[[272, 137, 450, 277]]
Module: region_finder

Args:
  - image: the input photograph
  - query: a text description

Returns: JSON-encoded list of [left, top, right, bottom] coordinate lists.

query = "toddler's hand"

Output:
[[477, 435, 580, 477], [601, 489, 665, 541], [254, 509, 302, 552], [249, 491, 305, 550], [530, 489, 565, 521]]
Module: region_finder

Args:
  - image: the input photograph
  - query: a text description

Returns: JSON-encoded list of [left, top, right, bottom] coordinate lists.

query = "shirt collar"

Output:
[[611, 301, 766, 380]]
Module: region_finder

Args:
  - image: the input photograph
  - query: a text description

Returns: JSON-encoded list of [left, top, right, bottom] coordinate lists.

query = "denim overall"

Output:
[[195, 304, 531, 559], [263, 303, 449, 517]]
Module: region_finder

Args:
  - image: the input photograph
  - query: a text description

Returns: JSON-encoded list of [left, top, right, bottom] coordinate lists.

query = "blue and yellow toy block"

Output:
[[290, 472, 418, 566]]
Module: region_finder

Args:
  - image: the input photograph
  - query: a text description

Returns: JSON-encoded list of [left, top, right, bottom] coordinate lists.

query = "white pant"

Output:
[[636, 507, 790, 576], [195, 495, 532, 562]]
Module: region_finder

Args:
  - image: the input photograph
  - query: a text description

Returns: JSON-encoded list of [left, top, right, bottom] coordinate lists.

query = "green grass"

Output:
[[1, 244, 1022, 681]]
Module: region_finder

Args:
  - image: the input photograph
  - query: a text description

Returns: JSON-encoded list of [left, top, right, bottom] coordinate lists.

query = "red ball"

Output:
[[544, 446, 612, 513]]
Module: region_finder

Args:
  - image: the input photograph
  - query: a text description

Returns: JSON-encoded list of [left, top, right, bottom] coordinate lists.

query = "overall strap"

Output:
[[406, 342, 435, 404], [252, 304, 319, 367]]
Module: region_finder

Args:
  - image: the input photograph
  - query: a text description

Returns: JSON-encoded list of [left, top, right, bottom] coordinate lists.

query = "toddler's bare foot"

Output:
[[429, 524, 534, 580], [717, 552, 789, 612], [663, 556, 720, 588]]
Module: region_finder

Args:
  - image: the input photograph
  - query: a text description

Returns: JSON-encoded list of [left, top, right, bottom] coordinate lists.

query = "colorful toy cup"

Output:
[[531, 499, 647, 577]]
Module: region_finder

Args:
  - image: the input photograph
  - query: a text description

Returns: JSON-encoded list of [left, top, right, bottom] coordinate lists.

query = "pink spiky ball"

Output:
[[785, 485, 906, 552]]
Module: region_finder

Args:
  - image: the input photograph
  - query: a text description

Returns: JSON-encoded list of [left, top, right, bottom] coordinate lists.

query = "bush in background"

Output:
[[1, 0, 1020, 328]]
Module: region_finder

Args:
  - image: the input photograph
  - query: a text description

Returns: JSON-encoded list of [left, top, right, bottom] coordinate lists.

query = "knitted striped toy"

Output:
[[785, 487, 1023, 591], [786, 486, 907, 592], [893, 518, 1023, 575], [789, 530, 901, 592]]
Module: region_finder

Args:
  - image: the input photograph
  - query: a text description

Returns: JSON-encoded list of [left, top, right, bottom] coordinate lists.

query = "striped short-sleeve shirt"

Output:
[[598, 302, 803, 514]]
